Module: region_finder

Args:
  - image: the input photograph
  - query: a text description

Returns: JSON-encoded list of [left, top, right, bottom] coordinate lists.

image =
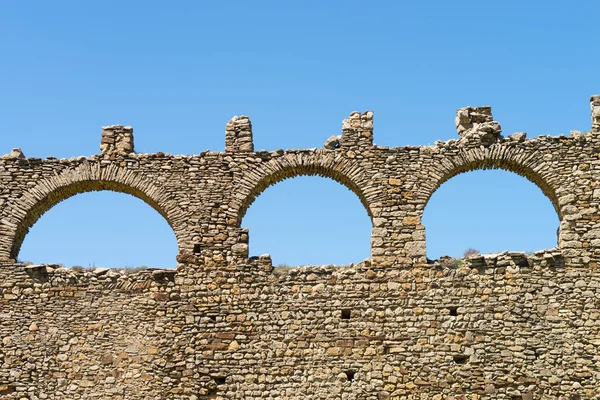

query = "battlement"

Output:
[[225, 115, 254, 153], [77, 95, 600, 160], [592, 94, 600, 133], [100, 125, 134, 156]]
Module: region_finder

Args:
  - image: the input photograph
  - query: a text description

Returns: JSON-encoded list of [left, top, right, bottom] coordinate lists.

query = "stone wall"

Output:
[[1, 95, 600, 398], [1, 95, 600, 268], [1, 251, 600, 399]]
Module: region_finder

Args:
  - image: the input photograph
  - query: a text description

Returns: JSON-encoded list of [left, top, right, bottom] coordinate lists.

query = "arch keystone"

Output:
[[0, 164, 186, 261]]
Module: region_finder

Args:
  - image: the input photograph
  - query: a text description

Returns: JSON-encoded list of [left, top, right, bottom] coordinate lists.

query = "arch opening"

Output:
[[422, 169, 560, 260], [424, 159, 561, 218], [241, 175, 372, 266], [11, 179, 180, 267], [235, 164, 375, 228]]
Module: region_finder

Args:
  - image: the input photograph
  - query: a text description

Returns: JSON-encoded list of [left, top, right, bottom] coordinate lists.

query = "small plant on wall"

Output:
[[463, 248, 481, 258]]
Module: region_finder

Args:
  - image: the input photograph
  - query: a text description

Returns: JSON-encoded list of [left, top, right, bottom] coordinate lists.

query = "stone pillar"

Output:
[[339, 111, 374, 149], [225, 116, 254, 153], [100, 125, 134, 156], [591, 95, 600, 133], [455, 106, 502, 146], [369, 194, 427, 268]]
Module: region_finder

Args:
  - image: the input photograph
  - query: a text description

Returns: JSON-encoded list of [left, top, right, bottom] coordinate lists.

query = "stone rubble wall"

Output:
[[1, 95, 599, 268], [1, 251, 600, 399], [1, 96, 600, 398]]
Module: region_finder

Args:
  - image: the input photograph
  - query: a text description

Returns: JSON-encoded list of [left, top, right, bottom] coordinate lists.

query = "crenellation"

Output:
[[340, 110, 374, 148], [591, 95, 600, 133], [0, 95, 599, 398], [100, 125, 134, 155], [455, 105, 503, 147], [225, 115, 254, 153]]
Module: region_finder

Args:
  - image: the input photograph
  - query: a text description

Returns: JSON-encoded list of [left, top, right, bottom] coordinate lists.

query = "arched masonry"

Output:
[[1, 96, 599, 267], [0, 162, 188, 261], [410, 105, 568, 262], [229, 152, 380, 263], [232, 153, 377, 224], [3, 96, 600, 399]]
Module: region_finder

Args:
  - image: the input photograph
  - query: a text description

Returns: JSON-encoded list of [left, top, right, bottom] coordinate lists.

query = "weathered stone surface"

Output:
[[340, 110, 373, 148], [100, 125, 133, 155], [6, 148, 25, 159], [225, 115, 253, 152], [591, 95, 600, 133], [507, 131, 527, 142], [0, 252, 599, 398], [455, 106, 503, 146], [0, 96, 599, 397], [1, 96, 600, 267]]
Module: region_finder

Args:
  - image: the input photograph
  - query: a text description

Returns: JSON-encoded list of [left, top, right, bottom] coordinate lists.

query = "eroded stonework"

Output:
[[1, 96, 600, 399]]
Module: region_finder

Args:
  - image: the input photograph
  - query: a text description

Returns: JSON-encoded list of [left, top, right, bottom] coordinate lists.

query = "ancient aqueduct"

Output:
[[1, 96, 600, 399]]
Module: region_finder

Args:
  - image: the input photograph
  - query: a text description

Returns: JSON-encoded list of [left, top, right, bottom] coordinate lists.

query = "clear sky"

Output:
[[2, 1, 597, 268]]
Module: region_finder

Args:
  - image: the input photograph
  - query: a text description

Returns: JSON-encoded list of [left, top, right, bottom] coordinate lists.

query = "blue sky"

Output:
[[2, 1, 597, 268]]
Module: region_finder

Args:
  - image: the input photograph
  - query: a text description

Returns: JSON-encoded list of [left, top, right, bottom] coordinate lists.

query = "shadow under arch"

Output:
[[1, 163, 185, 261], [232, 153, 377, 227]]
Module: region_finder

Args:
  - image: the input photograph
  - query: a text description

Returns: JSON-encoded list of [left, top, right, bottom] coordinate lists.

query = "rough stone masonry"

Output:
[[1, 96, 600, 399]]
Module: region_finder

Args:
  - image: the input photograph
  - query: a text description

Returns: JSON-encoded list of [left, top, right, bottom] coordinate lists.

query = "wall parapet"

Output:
[[0, 263, 176, 292]]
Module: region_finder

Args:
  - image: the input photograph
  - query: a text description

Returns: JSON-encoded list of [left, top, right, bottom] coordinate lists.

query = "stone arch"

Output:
[[417, 146, 564, 257], [0, 162, 187, 261], [418, 147, 561, 217], [231, 152, 379, 227]]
